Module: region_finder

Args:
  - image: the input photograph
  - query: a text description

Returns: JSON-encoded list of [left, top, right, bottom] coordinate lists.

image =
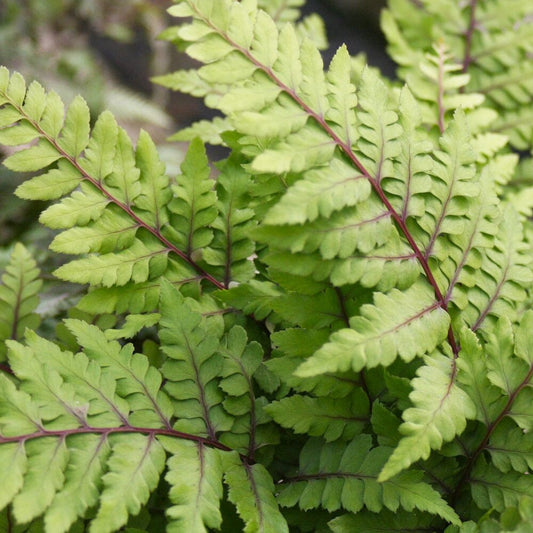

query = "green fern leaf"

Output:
[[456, 328, 507, 425], [103, 313, 161, 341], [53, 238, 169, 287], [225, 456, 289, 533], [58, 95, 91, 158], [405, 41, 484, 131], [79, 111, 118, 181], [470, 460, 533, 513], [3, 140, 62, 172], [49, 209, 137, 254], [262, 158, 371, 225], [91, 435, 166, 533], [296, 280, 450, 376], [0, 441, 27, 511], [38, 183, 110, 229], [63, 320, 173, 427], [0, 243, 42, 360], [169, 116, 232, 145], [459, 207, 533, 332], [485, 317, 530, 395], [278, 435, 459, 524], [167, 138, 217, 255], [379, 351, 476, 481], [105, 128, 142, 205], [134, 130, 172, 230], [414, 110, 478, 259], [44, 434, 110, 533], [11, 438, 69, 524], [16, 160, 82, 201], [217, 325, 266, 453], [267, 328, 359, 398], [203, 156, 256, 285], [488, 418, 533, 474], [162, 439, 224, 532], [159, 280, 232, 438], [265, 391, 369, 442], [383, 0, 533, 150]]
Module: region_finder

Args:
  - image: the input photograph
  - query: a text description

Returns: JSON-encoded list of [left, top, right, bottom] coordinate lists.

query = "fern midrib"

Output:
[[224, 199, 234, 289], [191, 4, 460, 358], [0, 424, 233, 452], [436, 41, 447, 133], [443, 208, 481, 306], [245, 462, 266, 532], [112, 359, 173, 431], [175, 324, 219, 442], [471, 261, 509, 332], [3, 95, 226, 291], [9, 261, 25, 342], [461, 0, 478, 73]]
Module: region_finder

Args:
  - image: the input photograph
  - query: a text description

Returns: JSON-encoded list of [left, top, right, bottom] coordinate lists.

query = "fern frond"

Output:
[[0, 243, 42, 361], [379, 351, 476, 481], [159, 281, 231, 439], [167, 137, 217, 256], [265, 391, 369, 442], [161, 438, 224, 532], [278, 435, 459, 524], [406, 41, 484, 133], [225, 457, 289, 533], [295, 280, 450, 376], [0, 67, 227, 314], [203, 156, 256, 286], [383, 0, 533, 150], [459, 206, 533, 332], [470, 460, 533, 513], [0, 291, 282, 531]]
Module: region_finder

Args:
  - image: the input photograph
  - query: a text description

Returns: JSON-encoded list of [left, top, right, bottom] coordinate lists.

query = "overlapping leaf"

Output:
[[0, 244, 41, 360]]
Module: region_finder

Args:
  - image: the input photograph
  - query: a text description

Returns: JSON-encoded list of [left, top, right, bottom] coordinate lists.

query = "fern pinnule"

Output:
[[0, 243, 41, 361]]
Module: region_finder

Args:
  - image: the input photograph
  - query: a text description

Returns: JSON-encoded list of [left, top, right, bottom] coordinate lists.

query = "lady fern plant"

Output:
[[0, 0, 532, 531]]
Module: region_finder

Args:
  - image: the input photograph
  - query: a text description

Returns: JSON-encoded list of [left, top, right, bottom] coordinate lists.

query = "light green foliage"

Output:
[[162, 439, 224, 532], [225, 458, 289, 533], [265, 390, 369, 442], [0, 244, 42, 360], [382, 0, 533, 150], [168, 137, 216, 255], [296, 281, 450, 375], [0, 0, 532, 530], [379, 351, 476, 481]]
